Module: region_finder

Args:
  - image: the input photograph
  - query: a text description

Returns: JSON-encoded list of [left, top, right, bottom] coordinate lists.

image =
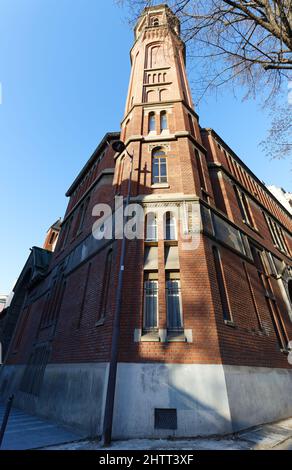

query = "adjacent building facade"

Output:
[[267, 185, 292, 216], [0, 5, 292, 439]]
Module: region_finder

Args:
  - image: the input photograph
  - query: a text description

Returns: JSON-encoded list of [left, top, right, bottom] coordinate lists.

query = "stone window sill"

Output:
[[224, 319, 236, 327], [151, 183, 170, 189], [140, 330, 160, 342], [242, 220, 259, 234], [134, 328, 193, 343]]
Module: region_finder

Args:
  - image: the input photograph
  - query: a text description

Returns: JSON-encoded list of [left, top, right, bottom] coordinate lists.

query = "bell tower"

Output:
[[116, 4, 211, 202]]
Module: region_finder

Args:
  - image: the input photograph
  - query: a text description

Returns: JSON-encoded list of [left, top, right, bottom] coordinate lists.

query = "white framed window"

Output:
[[152, 148, 167, 184], [148, 112, 156, 133], [165, 212, 177, 240], [166, 275, 183, 329], [160, 111, 168, 131], [143, 274, 158, 329], [145, 213, 158, 241]]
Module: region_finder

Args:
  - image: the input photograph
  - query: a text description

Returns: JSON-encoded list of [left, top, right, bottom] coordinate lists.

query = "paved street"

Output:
[[273, 438, 292, 450], [44, 417, 292, 451], [1, 399, 291, 451], [0, 402, 84, 450]]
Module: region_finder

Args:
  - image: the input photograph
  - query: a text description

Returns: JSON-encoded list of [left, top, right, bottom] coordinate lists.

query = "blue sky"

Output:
[[0, 0, 290, 293]]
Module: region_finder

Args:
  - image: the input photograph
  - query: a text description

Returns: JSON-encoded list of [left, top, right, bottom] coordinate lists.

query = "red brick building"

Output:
[[1, 4, 292, 439]]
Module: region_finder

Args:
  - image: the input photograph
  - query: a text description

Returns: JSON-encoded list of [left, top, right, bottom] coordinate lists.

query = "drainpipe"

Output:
[[102, 142, 133, 446]]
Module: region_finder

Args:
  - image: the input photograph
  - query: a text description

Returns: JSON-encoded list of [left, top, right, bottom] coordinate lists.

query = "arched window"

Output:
[[145, 213, 158, 241], [165, 212, 176, 240], [151, 17, 159, 27], [98, 250, 113, 321], [152, 148, 167, 184], [159, 88, 167, 101], [148, 112, 156, 133], [160, 111, 168, 131]]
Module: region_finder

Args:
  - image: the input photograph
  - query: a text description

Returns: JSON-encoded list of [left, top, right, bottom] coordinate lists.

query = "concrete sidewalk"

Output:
[[0, 402, 85, 450], [42, 417, 292, 450]]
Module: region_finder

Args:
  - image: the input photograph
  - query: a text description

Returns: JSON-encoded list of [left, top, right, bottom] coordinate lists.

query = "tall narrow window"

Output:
[[143, 272, 158, 329], [77, 264, 91, 329], [188, 114, 195, 136], [76, 197, 90, 235], [165, 212, 176, 240], [152, 148, 167, 184], [166, 273, 183, 329], [145, 213, 158, 241], [61, 216, 73, 249], [50, 279, 66, 325], [250, 242, 289, 350], [49, 232, 56, 245], [242, 261, 262, 329], [194, 149, 207, 192], [160, 111, 168, 131], [264, 213, 289, 255], [234, 186, 254, 227], [212, 246, 232, 322], [98, 250, 112, 322], [267, 298, 290, 350], [148, 112, 156, 133]]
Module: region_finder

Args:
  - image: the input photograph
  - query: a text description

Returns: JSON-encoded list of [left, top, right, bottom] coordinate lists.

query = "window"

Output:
[[61, 216, 73, 249], [148, 112, 156, 132], [152, 148, 167, 184], [49, 231, 56, 245], [188, 114, 195, 136], [264, 213, 289, 255], [267, 298, 290, 351], [165, 212, 176, 240], [151, 17, 159, 27], [143, 272, 158, 329], [234, 186, 254, 227], [160, 111, 168, 131], [242, 261, 262, 329], [194, 149, 207, 192], [49, 279, 66, 325], [212, 246, 233, 322], [76, 197, 90, 234], [98, 250, 112, 322], [166, 273, 183, 329], [77, 263, 91, 329], [212, 212, 245, 255], [145, 213, 158, 241], [250, 242, 290, 350]]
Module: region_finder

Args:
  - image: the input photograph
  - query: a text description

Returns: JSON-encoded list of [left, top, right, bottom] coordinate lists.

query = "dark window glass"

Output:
[[166, 278, 183, 329], [144, 277, 158, 329], [212, 246, 232, 322]]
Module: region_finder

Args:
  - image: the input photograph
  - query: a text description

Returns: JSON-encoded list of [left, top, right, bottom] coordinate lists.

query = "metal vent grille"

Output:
[[154, 408, 177, 430]]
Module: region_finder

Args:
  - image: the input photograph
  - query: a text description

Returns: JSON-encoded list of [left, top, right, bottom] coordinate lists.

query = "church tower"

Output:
[[115, 4, 211, 203]]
